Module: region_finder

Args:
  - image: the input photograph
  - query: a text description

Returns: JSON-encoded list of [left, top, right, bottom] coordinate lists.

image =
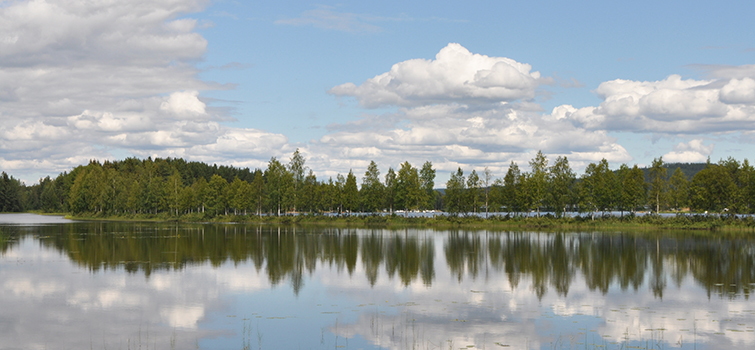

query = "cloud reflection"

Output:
[[1, 223, 754, 349]]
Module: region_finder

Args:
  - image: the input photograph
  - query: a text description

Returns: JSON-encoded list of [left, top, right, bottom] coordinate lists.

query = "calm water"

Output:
[[1, 214, 754, 349]]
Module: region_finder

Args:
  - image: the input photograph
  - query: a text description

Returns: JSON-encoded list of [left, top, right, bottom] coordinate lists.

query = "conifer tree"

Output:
[[361, 161, 384, 213]]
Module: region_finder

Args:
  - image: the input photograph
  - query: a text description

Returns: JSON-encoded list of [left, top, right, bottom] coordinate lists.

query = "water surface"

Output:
[[1, 216, 754, 349], [0, 213, 75, 225]]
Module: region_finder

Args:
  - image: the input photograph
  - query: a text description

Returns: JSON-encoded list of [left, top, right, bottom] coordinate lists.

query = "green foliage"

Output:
[[264, 157, 292, 215], [0, 172, 26, 212], [360, 161, 384, 213], [668, 167, 688, 211], [622, 165, 647, 213], [527, 150, 549, 216], [335, 173, 346, 213], [9, 150, 755, 221], [649, 157, 668, 213], [384, 167, 397, 214], [343, 170, 359, 212], [208, 174, 228, 215], [482, 167, 493, 217], [502, 161, 522, 214], [289, 148, 306, 212], [419, 161, 436, 210], [444, 168, 466, 214], [193, 177, 209, 214], [301, 170, 318, 213], [395, 161, 421, 212], [690, 163, 736, 213], [740, 160, 755, 213], [548, 156, 576, 217], [466, 170, 481, 213], [250, 170, 266, 216], [579, 159, 618, 215]]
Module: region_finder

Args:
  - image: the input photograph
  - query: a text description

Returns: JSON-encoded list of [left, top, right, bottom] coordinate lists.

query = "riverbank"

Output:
[[61, 212, 755, 233]]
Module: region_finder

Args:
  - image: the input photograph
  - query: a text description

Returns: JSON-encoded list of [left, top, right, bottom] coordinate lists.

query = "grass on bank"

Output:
[[60, 211, 755, 232]]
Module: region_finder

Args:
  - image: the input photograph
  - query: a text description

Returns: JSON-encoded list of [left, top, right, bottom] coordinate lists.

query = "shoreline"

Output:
[[56, 212, 755, 233]]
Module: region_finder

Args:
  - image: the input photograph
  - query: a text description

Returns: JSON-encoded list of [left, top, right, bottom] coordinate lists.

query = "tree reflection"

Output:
[[0, 226, 20, 254], [445, 231, 485, 282], [361, 231, 384, 286], [385, 229, 435, 286], [2, 223, 754, 299]]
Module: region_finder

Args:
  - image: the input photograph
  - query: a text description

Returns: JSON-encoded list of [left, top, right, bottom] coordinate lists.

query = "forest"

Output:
[[1, 149, 754, 218]]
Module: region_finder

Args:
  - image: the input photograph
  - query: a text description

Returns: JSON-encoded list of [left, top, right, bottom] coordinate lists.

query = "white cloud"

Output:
[[0, 0, 208, 67], [559, 73, 755, 135], [329, 43, 547, 108], [160, 90, 207, 116], [314, 44, 636, 176], [662, 139, 714, 163], [720, 78, 755, 104], [0, 0, 290, 180]]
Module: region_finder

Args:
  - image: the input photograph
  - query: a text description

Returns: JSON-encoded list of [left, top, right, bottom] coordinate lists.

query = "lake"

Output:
[[1, 214, 754, 349]]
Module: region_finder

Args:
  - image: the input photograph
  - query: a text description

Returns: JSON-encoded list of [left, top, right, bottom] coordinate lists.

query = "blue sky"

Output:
[[1, 0, 755, 184]]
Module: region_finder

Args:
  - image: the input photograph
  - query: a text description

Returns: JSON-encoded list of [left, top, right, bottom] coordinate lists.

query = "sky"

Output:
[[2, 0, 755, 185]]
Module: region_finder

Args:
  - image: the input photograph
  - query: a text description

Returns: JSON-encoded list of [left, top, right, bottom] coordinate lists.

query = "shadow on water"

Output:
[[1, 222, 754, 300]]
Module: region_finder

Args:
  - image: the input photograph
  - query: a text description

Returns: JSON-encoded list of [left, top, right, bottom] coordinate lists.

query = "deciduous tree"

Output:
[[548, 156, 575, 217], [528, 151, 549, 216], [467, 170, 481, 213], [502, 162, 521, 214], [444, 168, 466, 214], [419, 161, 436, 210], [384, 168, 397, 214], [668, 167, 688, 212], [396, 162, 421, 214], [623, 165, 647, 214], [289, 149, 306, 212], [648, 157, 668, 213]]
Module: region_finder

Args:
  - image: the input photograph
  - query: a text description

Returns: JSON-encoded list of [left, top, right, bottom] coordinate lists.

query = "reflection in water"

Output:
[[3, 223, 752, 300], [1, 222, 755, 349]]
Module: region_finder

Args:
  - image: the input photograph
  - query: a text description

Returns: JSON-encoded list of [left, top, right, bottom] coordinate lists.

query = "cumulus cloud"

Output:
[[662, 139, 714, 163], [329, 43, 548, 108], [144, 127, 290, 170], [319, 44, 630, 176], [0, 0, 209, 67], [160, 91, 207, 116], [0, 0, 289, 180], [719, 77, 755, 104], [557, 74, 755, 135], [316, 104, 631, 174]]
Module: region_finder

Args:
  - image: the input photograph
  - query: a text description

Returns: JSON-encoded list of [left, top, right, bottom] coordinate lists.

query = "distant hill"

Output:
[[434, 162, 709, 190], [640, 162, 707, 180]]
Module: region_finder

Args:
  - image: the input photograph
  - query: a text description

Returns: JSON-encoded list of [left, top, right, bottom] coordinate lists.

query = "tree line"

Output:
[[1, 150, 754, 216], [448, 151, 755, 216], [0, 172, 25, 212], [6, 150, 436, 216]]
